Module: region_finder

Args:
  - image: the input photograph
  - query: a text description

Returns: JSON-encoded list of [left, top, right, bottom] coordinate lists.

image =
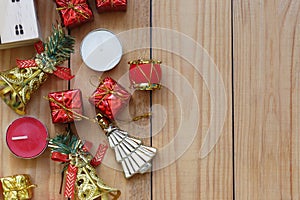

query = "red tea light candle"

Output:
[[6, 117, 48, 159], [129, 59, 162, 90]]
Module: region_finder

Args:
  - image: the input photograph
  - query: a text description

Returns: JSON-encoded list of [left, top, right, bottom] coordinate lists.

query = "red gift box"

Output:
[[129, 59, 162, 90], [96, 0, 127, 13], [89, 77, 131, 120], [55, 0, 93, 28], [48, 89, 83, 123]]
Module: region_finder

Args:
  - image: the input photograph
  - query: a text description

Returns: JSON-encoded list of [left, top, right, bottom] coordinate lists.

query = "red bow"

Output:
[[16, 41, 74, 80]]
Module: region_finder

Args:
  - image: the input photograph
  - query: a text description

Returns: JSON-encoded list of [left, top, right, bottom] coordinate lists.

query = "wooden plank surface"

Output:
[[151, 0, 232, 199], [234, 0, 300, 199], [1, 0, 300, 199], [69, 0, 152, 200], [0, 1, 67, 200]]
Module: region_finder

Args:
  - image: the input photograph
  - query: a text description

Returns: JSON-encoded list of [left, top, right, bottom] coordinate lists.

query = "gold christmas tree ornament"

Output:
[[96, 113, 157, 178], [0, 25, 75, 115]]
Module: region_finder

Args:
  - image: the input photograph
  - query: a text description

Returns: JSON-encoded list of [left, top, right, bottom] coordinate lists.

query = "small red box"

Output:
[[96, 0, 127, 13], [55, 0, 93, 28], [48, 89, 83, 123], [89, 77, 131, 120]]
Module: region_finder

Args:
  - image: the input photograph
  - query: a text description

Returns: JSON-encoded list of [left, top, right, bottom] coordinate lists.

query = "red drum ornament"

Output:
[[129, 59, 162, 90]]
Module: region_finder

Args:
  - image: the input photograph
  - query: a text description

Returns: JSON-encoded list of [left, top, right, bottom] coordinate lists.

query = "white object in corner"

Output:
[[0, 0, 41, 49]]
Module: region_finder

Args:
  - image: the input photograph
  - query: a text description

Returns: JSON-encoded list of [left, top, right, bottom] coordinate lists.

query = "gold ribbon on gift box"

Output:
[[0, 174, 37, 200], [101, 0, 115, 7], [94, 85, 129, 108], [45, 96, 95, 123], [56, 2, 90, 19]]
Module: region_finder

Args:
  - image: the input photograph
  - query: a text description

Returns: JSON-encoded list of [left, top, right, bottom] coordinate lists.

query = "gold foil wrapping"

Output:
[[0, 174, 36, 200]]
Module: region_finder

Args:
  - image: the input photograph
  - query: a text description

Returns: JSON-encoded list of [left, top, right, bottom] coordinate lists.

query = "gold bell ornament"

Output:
[[0, 25, 75, 115], [48, 132, 121, 200]]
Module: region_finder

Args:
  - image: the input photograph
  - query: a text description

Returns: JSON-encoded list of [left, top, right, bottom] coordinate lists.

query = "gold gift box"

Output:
[[0, 174, 36, 200]]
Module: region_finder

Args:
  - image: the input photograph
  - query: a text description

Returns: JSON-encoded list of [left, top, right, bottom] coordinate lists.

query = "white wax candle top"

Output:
[[12, 135, 28, 141], [80, 29, 123, 72]]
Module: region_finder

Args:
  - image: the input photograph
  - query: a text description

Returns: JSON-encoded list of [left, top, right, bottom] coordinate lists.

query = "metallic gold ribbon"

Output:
[[131, 112, 152, 121], [94, 85, 128, 108], [45, 96, 96, 123], [56, 2, 90, 19], [101, 0, 115, 7]]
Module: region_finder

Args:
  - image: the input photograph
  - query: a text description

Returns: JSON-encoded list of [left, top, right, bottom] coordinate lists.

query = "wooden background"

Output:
[[0, 0, 299, 199]]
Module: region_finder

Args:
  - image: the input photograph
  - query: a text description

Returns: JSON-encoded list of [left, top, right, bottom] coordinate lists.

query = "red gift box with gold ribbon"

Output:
[[89, 77, 131, 120], [96, 0, 127, 13], [48, 89, 83, 123], [54, 0, 93, 28]]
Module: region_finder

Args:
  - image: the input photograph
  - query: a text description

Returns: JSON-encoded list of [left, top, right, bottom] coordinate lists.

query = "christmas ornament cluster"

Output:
[[54, 0, 127, 28], [0, 1, 163, 199]]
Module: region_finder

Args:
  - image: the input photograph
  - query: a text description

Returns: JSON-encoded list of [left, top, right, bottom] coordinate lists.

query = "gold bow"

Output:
[[94, 85, 129, 108]]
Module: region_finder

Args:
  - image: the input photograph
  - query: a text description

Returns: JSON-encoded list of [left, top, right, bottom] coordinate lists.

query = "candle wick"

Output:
[[12, 135, 28, 141]]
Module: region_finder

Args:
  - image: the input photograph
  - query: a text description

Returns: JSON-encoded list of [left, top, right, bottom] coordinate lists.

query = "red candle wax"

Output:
[[6, 117, 48, 159]]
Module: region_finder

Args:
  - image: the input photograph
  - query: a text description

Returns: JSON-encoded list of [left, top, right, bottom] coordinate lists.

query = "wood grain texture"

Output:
[[0, 1, 67, 200], [151, 0, 232, 200], [2, 0, 300, 199], [234, 0, 300, 199], [69, 0, 152, 200]]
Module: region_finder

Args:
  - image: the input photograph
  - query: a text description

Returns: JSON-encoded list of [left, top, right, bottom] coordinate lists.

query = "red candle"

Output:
[[6, 117, 48, 159]]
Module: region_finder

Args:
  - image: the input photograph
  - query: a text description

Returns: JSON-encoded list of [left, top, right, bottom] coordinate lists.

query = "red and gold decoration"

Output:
[[96, 0, 127, 13], [129, 59, 162, 90], [90, 143, 109, 167], [0, 25, 75, 115], [55, 0, 93, 28], [89, 77, 131, 120], [0, 174, 37, 200], [48, 132, 121, 200], [47, 89, 84, 123], [96, 113, 157, 178]]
